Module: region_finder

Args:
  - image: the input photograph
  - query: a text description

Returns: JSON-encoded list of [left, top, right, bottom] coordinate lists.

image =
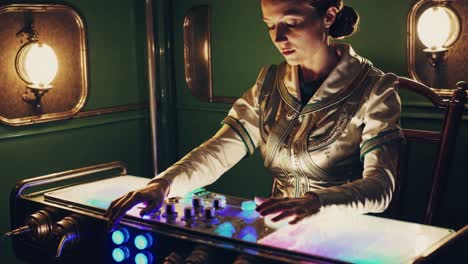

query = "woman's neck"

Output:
[[299, 45, 339, 83]]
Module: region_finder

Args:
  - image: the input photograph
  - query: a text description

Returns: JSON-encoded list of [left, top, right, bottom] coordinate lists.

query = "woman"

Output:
[[106, 0, 404, 230]]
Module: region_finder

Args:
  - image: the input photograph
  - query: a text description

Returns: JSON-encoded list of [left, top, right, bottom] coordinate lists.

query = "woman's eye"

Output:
[[266, 25, 275, 31], [286, 21, 300, 27]]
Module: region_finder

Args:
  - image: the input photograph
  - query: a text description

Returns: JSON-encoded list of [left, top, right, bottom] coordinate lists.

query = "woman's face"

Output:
[[261, 0, 327, 66]]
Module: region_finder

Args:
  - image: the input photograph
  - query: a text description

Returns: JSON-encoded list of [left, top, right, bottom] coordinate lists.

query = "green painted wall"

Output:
[[167, 0, 468, 230], [0, 0, 153, 262]]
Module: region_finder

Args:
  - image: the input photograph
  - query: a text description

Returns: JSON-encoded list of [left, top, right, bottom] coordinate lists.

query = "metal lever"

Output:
[[53, 215, 81, 258], [3, 226, 31, 238]]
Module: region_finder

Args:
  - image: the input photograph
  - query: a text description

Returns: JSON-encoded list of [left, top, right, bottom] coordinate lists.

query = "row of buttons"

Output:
[[163, 197, 225, 221]]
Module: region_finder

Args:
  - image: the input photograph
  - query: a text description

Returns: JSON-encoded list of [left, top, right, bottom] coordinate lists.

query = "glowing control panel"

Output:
[[43, 175, 454, 264]]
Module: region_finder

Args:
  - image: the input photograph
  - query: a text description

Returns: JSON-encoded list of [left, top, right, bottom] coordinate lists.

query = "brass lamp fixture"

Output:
[[15, 12, 58, 113], [416, 3, 460, 69]]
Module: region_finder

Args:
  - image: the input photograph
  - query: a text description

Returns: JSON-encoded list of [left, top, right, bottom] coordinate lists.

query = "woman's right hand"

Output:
[[104, 179, 170, 232]]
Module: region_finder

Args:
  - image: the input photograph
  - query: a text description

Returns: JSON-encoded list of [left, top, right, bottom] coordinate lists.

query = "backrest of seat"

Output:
[[387, 78, 467, 225]]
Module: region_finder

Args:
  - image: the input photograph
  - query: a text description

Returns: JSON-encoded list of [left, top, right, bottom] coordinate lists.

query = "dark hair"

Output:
[[306, 0, 359, 39]]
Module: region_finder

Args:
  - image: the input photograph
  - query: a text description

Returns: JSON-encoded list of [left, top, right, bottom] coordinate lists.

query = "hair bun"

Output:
[[329, 5, 359, 39]]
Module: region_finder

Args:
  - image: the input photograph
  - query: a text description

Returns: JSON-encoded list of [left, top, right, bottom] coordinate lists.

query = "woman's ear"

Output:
[[322, 6, 339, 29]]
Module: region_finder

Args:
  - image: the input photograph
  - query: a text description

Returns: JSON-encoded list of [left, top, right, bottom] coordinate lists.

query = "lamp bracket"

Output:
[[16, 11, 38, 43], [22, 88, 51, 114]]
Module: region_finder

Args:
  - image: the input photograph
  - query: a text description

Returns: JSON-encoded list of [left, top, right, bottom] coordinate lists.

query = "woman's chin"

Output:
[[284, 58, 300, 66]]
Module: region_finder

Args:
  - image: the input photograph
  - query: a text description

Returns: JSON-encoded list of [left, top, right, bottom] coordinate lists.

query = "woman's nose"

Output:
[[273, 24, 288, 43]]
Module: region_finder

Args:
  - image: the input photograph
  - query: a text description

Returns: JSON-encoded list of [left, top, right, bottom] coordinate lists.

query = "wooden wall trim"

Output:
[[0, 105, 148, 141]]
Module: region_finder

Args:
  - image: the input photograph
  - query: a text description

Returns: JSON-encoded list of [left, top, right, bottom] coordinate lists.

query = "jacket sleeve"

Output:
[[312, 73, 405, 216], [152, 66, 268, 197]]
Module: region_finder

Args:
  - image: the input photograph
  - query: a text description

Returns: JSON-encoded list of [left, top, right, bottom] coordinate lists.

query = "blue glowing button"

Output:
[[239, 226, 258, 242], [112, 246, 130, 262], [111, 228, 129, 245], [214, 222, 236, 237], [241, 200, 257, 211], [134, 233, 153, 250], [135, 252, 154, 264]]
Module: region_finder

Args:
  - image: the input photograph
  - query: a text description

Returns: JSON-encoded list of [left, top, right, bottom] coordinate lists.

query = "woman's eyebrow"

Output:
[[263, 9, 305, 21]]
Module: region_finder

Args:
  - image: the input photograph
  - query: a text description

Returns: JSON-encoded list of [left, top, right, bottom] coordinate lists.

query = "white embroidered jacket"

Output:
[[154, 43, 404, 216]]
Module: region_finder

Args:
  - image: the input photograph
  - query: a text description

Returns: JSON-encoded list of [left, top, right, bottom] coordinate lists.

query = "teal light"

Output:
[[183, 187, 205, 198], [134, 234, 153, 250], [135, 252, 153, 264], [241, 233, 258, 242], [214, 222, 236, 237], [239, 210, 259, 223], [241, 201, 256, 211], [86, 198, 111, 209], [111, 228, 129, 245], [239, 226, 258, 242], [112, 247, 129, 262]]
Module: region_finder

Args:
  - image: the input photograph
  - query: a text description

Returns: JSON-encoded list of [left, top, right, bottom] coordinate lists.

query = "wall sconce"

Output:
[[416, 5, 460, 69], [0, 4, 88, 126], [15, 13, 59, 113], [408, 0, 466, 96]]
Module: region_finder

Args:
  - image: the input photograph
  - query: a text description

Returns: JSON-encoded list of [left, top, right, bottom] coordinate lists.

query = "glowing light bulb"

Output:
[[17, 42, 58, 89], [112, 247, 129, 262], [134, 233, 153, 250], [111, 228, 129, 245], [417, 6, 460, 50], [135, 252, 154, 264]]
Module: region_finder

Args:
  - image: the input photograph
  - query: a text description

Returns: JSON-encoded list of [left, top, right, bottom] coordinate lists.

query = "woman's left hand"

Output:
[[255, 193, 321, 224]]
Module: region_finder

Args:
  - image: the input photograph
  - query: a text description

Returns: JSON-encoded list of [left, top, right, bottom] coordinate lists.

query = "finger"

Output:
[[108, 198, 140, 232], [104, 196, 125, 218], [258, 202, 295, 216], [289, 215, 304, 225], [255, 197, 285, 212], [108, 193, 143, 223], [107, 192, 134, 221], [140, 197, 164, 217], [271, 210, 296, 222], [254, 196, 267, 205]]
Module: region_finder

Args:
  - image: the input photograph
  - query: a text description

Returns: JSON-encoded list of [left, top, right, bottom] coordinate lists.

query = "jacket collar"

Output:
[[277, 43, 372, 114]]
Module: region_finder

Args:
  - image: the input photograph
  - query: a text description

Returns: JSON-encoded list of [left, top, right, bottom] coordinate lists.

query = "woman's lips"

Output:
[[282, 49, 295, 56]]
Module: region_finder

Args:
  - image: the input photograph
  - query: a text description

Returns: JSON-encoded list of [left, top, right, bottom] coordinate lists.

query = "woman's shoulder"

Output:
[[366, 66, 399, 93]]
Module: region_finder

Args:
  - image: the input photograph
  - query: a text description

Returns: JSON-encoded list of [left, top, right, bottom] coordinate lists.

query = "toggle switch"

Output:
[[192, 197, 203, 209], [204, 206, 215, 219], [183, 206, 196, 221], [163, 202, 177, 218], [212, 195, 226, 209], [212, 198, 222, 209]]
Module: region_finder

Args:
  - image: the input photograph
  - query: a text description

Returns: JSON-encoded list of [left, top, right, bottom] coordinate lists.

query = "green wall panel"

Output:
[[0, 0, 152, 262], [67, 0, 149, 109]]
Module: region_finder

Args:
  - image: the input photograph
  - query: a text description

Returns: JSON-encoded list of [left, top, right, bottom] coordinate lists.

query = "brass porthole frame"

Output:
[[407, 0, 465, 97], [0, 4, 88, 126]]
